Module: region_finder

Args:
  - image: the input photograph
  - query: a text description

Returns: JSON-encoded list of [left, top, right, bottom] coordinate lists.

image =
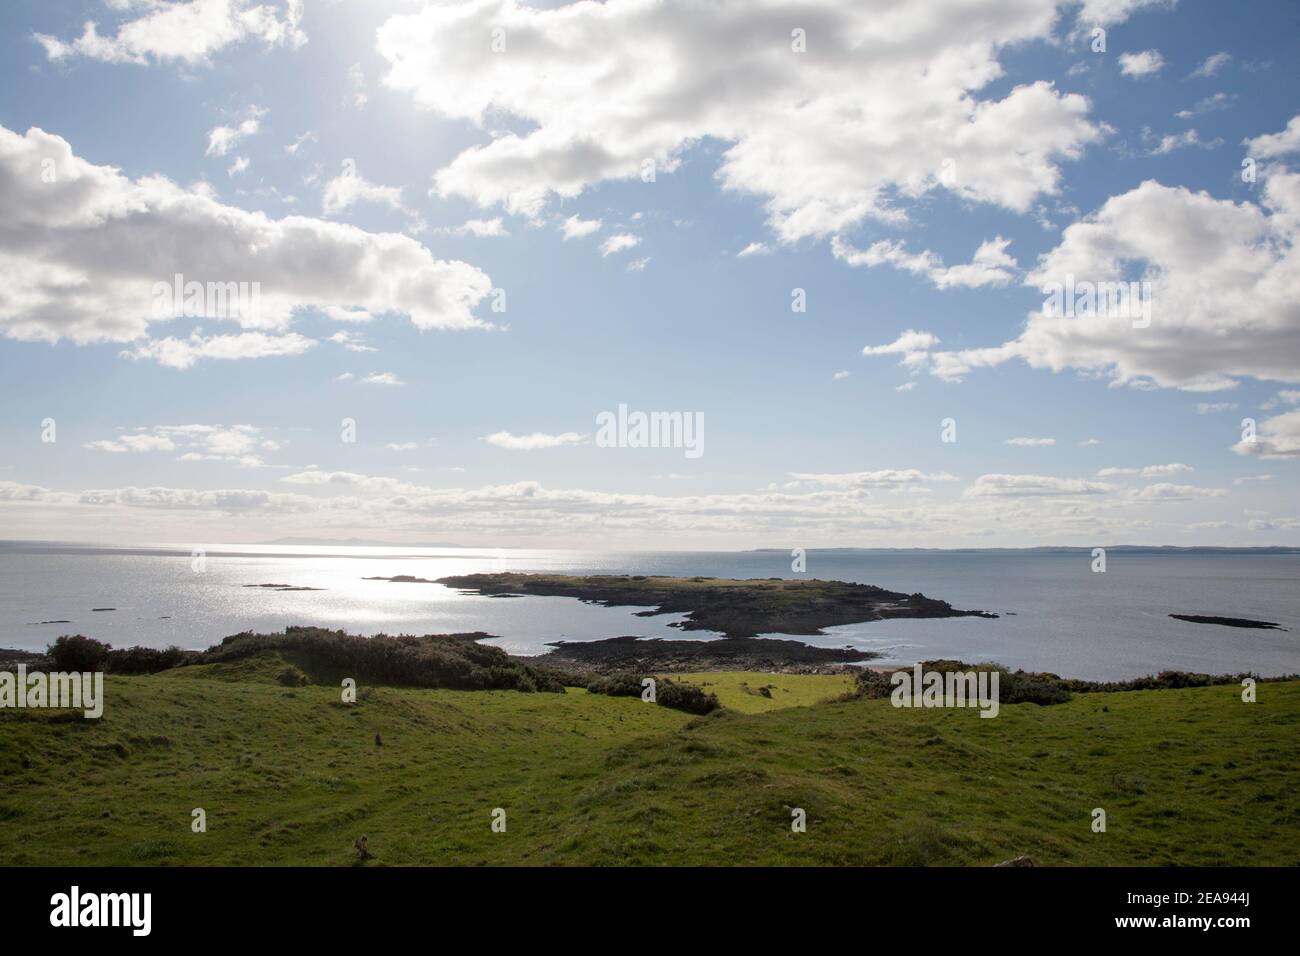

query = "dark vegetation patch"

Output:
[[536, 633, 876, 674], [845, 659, 1299, 706], [201, 627, 566, 693], [585, 674, 721, 715]]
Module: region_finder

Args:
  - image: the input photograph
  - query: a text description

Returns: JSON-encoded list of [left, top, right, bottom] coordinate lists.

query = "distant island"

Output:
[[433, 572, 997, 638]]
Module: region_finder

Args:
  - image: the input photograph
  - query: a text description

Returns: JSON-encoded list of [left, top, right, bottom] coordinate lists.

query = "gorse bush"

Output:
[[106, 645, 195, 675], [203, 627, 566, 693], [46, 635, 110, 672], [587, 674, 721, 715]]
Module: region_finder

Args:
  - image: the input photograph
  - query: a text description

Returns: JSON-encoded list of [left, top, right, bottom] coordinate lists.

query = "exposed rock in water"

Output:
[[1169, 614, 1283, 630], [437, 572, 997, 639], [242, 584, 325, 592], [362, 575, 438, 584]]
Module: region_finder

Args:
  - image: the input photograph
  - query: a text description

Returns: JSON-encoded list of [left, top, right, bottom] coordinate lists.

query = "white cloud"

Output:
[[347, 63, 368, 109], [1245, 116, 1300, 159], [327, 331, 375, 353], [432, 218, 509, 238], [1129, 483, 1227, 500], [121, 331, 315, 368], [359, 372, 404, 386], [377, 0, 1107, 242], [1079, 438, 1102, 446], [321, 169, 407, 215], [1098, 463, 1193, 477], [736, 242, 771, 258], [1233, 474, 1272, 485], [560, 215, 602, 240], [1004, 437, 1056, 446], [85, 424, 275, 466], [206, 108, 265, 157], [600, 233, 641, 257], [964, 474, 1113, 497], [626, 257, 650, 272], [386, 442, 419, 451], [285, 131, 316, 155], [862, 330, 942, 371], [34, 0, 306, 66], [1147, 128, 1217, 156], [0, 125, 493, 345], [1076, 0, 1176, 26], [1190, 52, 1231, 78], [1175, 92, 1235, 120], [832, 370, 849, 381], [483, 431, 585, 450], [875, 165, 1300, 391], [1195, 402, 1237, 414], [227, 155, 250, 177], [1232, 409, 1300, 459], [833, 236, 1017, 289], [1119, 49, 1166, 78]]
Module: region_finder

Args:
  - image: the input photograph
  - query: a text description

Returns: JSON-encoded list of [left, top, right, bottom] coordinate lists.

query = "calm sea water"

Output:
[[1, 543, 1297, 680]]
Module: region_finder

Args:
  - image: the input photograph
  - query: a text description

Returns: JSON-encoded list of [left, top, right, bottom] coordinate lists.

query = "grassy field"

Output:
[[1, 652, 1296, 866]]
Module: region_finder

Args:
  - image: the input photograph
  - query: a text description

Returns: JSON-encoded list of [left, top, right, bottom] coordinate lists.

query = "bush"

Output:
[[277, 665, 309, 687], [202, 627, 564, 694], [587, 674, 721, 714], [106, 645, 195, 675], [46, 635, 110, 672]]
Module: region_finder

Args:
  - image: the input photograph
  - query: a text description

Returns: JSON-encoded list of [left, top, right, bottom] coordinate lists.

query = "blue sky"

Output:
[[1, 0, 1298, 548]]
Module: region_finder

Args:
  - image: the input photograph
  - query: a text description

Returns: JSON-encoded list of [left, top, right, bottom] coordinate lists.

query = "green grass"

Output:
[[1, 652, 1296, 866], [665, 672, 854, 713]]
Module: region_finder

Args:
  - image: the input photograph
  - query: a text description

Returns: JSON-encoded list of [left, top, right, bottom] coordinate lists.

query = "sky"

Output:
[[0, 0, 1298, 550]]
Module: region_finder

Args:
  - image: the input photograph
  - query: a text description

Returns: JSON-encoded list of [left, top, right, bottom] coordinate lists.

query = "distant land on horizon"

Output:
[[1, 539, 1298, 556]]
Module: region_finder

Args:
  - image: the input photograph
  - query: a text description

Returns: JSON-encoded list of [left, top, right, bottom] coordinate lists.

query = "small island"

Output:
[[435, 572, 996, 638], [1170, 613, 1283, 630]]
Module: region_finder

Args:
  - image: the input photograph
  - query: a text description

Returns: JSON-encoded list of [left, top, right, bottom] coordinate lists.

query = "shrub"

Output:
[[587, 674, 720, 714], [106, 645, 195, 674], [202, 627, 564, 694], [46, 635, 110, 672], [277, 665, 309, 687]]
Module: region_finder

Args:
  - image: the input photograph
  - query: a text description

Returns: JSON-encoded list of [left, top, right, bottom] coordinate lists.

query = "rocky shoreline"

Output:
[[528, 634, 877, 675]]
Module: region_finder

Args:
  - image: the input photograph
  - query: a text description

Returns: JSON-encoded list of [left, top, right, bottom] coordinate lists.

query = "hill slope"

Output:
[[0, 656, 1295, 866]]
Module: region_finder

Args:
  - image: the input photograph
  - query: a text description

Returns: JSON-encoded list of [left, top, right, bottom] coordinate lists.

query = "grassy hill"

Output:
[[1, 652, 1296, 866]]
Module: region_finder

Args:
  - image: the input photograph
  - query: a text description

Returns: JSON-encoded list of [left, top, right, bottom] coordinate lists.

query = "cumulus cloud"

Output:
[[432, 217, 509, 238], [964, 474, 1114, 497], [833, 236, 1016, 289], [1233, 409, 1300, 459], [121, 331, 315, 368], [483, 431, 585, 450], [85, 424, 277, 467], [321, 169, 408, 215], [560, 215, 602, 240], [1119, 50, 1165, 77], [1245, 116, 1300, 159], [377, 0, 1107, 242], [868, 162, 1300, 391], [600, 233, 641, 257], [34, 0, 306, 66], [0, 125, 494, 346], [1098, 463, 1193, 477]]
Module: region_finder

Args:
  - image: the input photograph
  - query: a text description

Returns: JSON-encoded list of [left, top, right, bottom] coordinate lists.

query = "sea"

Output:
[[1, 541, 1297, 681]]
